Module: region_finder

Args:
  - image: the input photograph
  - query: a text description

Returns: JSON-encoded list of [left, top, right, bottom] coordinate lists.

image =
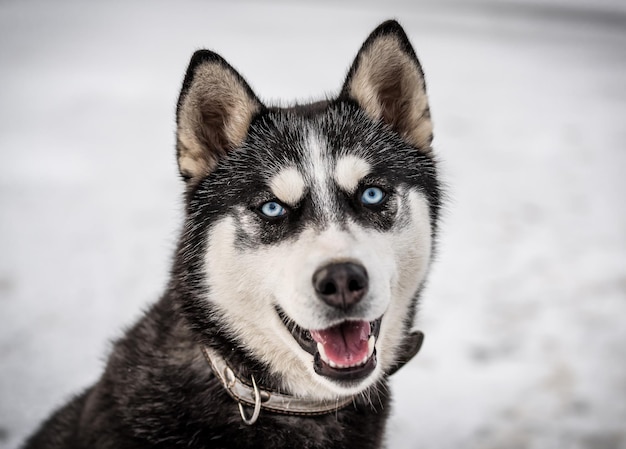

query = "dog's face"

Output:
[[175, 21, 439, 399]]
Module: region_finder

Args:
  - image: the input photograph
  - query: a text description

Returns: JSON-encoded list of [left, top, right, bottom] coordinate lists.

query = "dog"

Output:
[[22, 20, 441, 449]]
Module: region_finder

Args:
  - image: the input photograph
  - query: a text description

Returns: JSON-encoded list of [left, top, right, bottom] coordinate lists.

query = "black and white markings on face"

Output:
[[193, 104, 438, 247], [241, 157, 398, 247]]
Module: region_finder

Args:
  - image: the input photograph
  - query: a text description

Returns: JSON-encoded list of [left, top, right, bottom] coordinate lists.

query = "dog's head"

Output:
[[174, 21, 440, 399]]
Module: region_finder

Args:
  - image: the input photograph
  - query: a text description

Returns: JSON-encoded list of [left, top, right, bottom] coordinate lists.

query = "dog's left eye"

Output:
[[360, 187, 386, 206], [259, 201, 287, 218]]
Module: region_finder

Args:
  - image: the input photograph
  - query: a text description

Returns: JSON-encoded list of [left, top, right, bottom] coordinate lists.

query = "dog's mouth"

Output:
[[277, 308, 381, 382]]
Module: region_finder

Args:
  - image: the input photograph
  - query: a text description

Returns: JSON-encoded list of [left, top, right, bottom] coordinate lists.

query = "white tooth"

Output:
[[368, 336, 376, 358], [317, 342, 329, 363], [329, 360, 337, 368]]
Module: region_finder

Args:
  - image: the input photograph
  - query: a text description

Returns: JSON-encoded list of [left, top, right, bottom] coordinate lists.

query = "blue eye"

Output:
[[260, 201, 286, 218], [361, 187, 385, 206]]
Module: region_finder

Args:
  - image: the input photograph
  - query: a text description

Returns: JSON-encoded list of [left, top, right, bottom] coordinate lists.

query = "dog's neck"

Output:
[[202, 345, 356, 425], [201, 329, 425, 425], [170, 287, 425, 424]]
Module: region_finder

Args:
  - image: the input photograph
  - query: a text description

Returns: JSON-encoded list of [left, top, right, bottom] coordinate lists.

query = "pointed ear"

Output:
[[341, 21, 433, 153], [176, 51, 263, 180]]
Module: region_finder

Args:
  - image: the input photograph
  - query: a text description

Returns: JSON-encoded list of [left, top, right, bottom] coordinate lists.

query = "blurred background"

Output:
[[1, 1, 625, 448]]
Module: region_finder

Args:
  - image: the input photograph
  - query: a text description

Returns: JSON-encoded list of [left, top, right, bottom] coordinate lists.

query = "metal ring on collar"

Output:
[[238, 375, 261, 425]]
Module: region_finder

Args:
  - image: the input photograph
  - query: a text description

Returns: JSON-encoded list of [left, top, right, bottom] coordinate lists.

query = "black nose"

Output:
[[312, 262, 369, 310]]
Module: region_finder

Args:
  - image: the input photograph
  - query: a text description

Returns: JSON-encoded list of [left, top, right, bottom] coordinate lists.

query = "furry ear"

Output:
[[341, 20, 433, 153], [176, 51, 263, 180]]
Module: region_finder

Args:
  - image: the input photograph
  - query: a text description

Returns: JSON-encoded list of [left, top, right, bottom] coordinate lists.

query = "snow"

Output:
[[1, 1, 625, 448]]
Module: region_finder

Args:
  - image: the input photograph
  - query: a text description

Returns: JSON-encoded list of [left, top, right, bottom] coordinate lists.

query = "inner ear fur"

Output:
[[341, 20, 433, 153], [176, 51, 263, 180]]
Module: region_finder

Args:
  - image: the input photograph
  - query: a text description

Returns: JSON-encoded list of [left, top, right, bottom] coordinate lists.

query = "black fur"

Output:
[[24, 297, 390, 449], [22, 20, 439, 449]]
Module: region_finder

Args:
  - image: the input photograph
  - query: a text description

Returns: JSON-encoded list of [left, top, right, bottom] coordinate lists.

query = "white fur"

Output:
[[269, 167, 306, 205], [373, 190, 432, 371], [334, 155, 371, 193], [304, 131, 335, 217], [204, 183, 433, 399]]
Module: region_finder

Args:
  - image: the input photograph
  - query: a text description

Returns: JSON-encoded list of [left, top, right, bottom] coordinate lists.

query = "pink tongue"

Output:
[[310, 321, 370, 366]]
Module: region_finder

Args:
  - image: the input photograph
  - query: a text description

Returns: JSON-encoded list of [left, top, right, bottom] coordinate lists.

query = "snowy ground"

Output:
[[1, 1, 625, 448]]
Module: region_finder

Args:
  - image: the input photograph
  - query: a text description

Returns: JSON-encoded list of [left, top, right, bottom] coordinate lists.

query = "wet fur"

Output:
[[23, 20, 440, 449]]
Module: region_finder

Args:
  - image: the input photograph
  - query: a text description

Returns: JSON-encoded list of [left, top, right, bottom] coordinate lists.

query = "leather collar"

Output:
[[201, 330, 424, 425]]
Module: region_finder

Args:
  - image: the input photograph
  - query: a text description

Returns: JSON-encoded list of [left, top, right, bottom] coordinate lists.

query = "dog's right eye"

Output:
[[259, 201, 287, 219]]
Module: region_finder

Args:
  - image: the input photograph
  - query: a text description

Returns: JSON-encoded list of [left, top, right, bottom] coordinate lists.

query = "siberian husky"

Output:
[[23, 20, 441, 449]]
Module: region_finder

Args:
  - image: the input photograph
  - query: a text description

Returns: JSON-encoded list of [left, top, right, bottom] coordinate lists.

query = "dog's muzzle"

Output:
[[273, 261, 380, 383], [306, 261, 379, 380]]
